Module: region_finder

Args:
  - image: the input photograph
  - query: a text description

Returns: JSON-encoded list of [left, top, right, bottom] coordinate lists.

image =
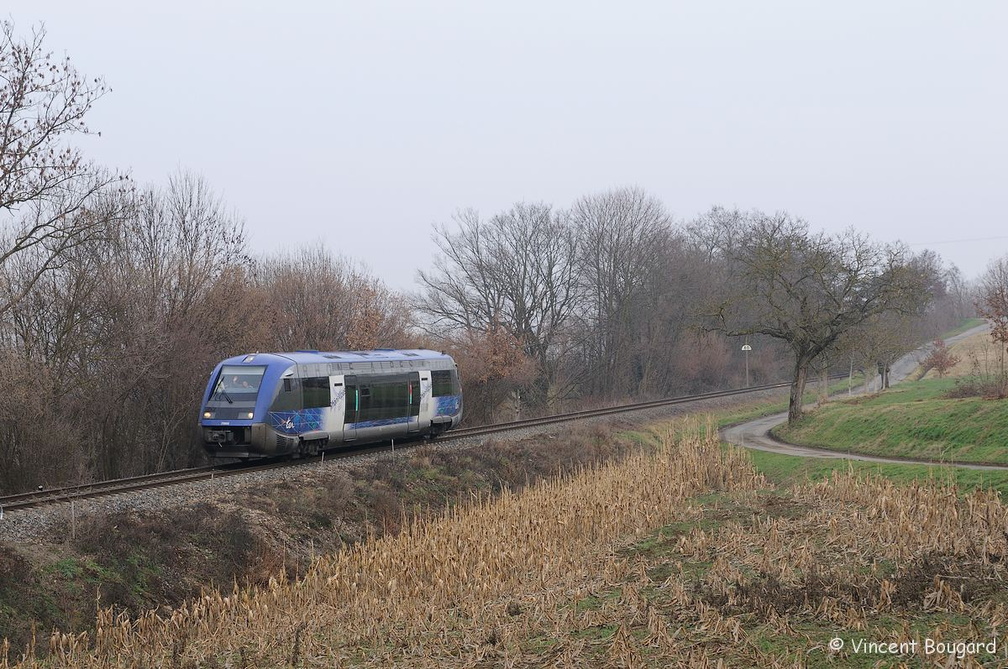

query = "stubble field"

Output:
[[6, 416, 1007, 668]]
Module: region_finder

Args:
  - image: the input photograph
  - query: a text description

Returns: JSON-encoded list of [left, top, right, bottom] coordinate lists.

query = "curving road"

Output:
[[719, 322, 1008, 472]]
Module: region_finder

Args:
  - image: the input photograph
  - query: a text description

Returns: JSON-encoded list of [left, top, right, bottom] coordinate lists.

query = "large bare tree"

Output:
[[567, 187, 673, 397], [417, 202, 580, 408], [694, 208, 935, 424]]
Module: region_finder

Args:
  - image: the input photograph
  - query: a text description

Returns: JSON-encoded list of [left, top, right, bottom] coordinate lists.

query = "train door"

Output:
[[343, 374, 358, 441], [418, 370, 433, 431], [407, 371, 421, 433], [329, 374, 346, 440]]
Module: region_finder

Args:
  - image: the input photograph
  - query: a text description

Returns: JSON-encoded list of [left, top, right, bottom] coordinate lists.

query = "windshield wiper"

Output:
[[212, 378, 234, 404]]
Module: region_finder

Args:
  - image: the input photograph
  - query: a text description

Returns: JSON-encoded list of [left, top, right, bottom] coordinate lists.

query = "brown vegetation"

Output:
[[976, 258, 1008, 395], [4, 418, 1006, 667], [921, 339, 961, 378], [0, 421, 637, 656]]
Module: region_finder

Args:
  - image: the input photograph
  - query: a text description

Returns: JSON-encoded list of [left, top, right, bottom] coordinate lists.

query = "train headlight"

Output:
[[245, 412, 254, 419], [203, 411, 213, 419]]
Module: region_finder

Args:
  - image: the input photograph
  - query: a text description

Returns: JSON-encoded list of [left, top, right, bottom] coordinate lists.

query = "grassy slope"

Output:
[[728, 402, 1008, 496], [748, 447, 1008, 497], [744, 321, 1008, 496], [692, 368, 1008, 496], [773, 378, 1008, 466]]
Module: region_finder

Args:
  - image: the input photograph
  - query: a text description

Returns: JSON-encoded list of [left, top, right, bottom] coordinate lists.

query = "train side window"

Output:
[[354, 374, 412, 421], [303, 376, 331, 409], [271, 377, 301, 412], [344, 375, 358, 417], [432, 370, 458, 396]]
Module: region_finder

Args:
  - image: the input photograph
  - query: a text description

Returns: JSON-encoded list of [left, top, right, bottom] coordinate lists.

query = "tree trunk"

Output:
[[818, 362, 828, 404], [787, 356, 810, 425]]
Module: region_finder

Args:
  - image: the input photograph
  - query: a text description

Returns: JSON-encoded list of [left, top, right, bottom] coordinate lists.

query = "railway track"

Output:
[[0, 443, 396, 516], [0, 381, 792, 516], [445, 381, 793, 439]]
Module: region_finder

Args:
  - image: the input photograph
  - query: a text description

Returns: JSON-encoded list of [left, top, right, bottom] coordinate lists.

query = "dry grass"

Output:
[[5, 416, 1008, 667], [3, 417, 766, 667], [921, 329, 1004, 380]]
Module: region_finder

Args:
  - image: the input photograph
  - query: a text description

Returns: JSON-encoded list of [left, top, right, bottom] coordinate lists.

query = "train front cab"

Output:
[[200, 362, 269, 458]]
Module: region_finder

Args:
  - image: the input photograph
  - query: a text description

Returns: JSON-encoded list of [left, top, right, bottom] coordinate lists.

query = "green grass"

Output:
[[715, 380, 852, 429], [692, 372, 1008, 496], [772, 378, 1008, 466], [943, 317, 987, 337], [748, 448, 1008, 497]]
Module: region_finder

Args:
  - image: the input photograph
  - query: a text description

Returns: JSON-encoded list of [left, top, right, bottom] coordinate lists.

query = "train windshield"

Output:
[[208, 365, 267, 405]]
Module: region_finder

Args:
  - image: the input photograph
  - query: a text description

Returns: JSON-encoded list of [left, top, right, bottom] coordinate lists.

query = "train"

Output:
[[198, 349, 463, 460]]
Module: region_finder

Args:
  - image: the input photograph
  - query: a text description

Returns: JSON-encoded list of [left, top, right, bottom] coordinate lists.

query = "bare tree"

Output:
[[944, 263, 975, 323], [256, 245, 409, 352], [567, 187, 672, 398], [976, 255, 1008, 392], [2, 191, 125, 376], [0, 22, 119, 316], [416, 202, 580, 409], [0, 186, 129, 490], [846, 312, 918, 391], [694, 208, 935, 424], [905, 250, 963, 339], [85, 172, 249, 477]]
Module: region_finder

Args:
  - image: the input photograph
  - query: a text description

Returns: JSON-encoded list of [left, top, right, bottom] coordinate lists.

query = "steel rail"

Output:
[[0, 444, 393, 514]]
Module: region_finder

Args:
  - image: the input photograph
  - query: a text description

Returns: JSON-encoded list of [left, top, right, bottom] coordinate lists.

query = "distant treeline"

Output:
[[0, 23, 974, 492]]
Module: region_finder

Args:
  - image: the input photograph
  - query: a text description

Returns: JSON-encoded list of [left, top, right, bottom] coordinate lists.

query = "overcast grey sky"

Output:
[[5, 1, 1006, 291]]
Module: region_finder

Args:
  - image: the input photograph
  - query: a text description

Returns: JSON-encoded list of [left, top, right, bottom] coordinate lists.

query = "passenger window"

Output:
[[432, 370, 457, 397], [271, 377, 301, 412], [303, 376, 331, 409]]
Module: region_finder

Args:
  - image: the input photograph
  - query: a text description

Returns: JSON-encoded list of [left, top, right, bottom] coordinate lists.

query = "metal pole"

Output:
[[742, 342, 752, 388]]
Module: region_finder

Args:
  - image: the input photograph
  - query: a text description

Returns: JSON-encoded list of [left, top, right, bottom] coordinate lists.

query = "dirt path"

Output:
[[719, 322, 1008, 472]]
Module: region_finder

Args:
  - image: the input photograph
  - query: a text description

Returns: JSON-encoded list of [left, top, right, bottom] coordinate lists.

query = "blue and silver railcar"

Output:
[[199, 349, 462, 460]]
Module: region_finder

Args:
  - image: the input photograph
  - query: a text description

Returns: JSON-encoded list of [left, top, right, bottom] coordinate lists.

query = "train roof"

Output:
[[220, 349, 455, 366]]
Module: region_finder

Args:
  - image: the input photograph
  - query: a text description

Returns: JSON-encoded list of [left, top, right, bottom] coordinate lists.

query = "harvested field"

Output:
[[5, 417, 1008, 667]]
